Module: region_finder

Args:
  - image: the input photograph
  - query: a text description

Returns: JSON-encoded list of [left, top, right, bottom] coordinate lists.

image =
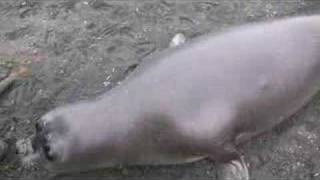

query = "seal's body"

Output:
[[32, 16, 320, 175]]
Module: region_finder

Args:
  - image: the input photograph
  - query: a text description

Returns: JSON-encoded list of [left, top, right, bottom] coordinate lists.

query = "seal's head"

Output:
[[28, 101, 111, 173], [29, 105, 77, 172], [32, 116, 59, 162]]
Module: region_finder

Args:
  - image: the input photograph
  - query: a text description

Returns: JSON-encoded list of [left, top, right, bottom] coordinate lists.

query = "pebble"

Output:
[[169, 33, 186, 47], [16, 138, 33, 156], [0, 139, 8, 160]]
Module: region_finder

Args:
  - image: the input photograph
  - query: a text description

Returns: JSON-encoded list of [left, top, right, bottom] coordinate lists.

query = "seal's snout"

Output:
[[32, 120, 56, 161]]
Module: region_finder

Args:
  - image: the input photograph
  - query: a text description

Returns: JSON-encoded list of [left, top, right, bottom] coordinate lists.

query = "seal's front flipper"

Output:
[[216, 155, 249, 180]]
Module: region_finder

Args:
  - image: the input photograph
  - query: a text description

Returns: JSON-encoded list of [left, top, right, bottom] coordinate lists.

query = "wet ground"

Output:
[[0, 0, 320, 179]]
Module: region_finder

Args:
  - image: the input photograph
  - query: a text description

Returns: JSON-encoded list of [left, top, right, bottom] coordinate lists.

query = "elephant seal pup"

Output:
[[30, 15, 320, 179]]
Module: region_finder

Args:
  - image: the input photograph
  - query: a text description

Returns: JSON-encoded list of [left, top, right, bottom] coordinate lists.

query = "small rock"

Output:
[[16, 138, 33, 156], [21, 1, 27, 6], [169, 33, 187, 47], [103, 81, 110, 87], [0, 139, 8, 160], [85, 22, 96, 29]]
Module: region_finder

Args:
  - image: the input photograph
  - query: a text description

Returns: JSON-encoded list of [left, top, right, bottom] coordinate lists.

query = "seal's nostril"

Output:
[[43, 144, 50, 152], [43, 144, 55, 161], [35, 121, 43, 132]]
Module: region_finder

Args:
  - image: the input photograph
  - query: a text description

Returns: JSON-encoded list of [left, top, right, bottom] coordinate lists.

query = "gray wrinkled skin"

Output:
[[31, 15, 320, 176]]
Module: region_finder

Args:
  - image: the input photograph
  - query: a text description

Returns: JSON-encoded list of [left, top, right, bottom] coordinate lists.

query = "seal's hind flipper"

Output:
[[206, 143, 249, 180], [215, 155, 249, 180]]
